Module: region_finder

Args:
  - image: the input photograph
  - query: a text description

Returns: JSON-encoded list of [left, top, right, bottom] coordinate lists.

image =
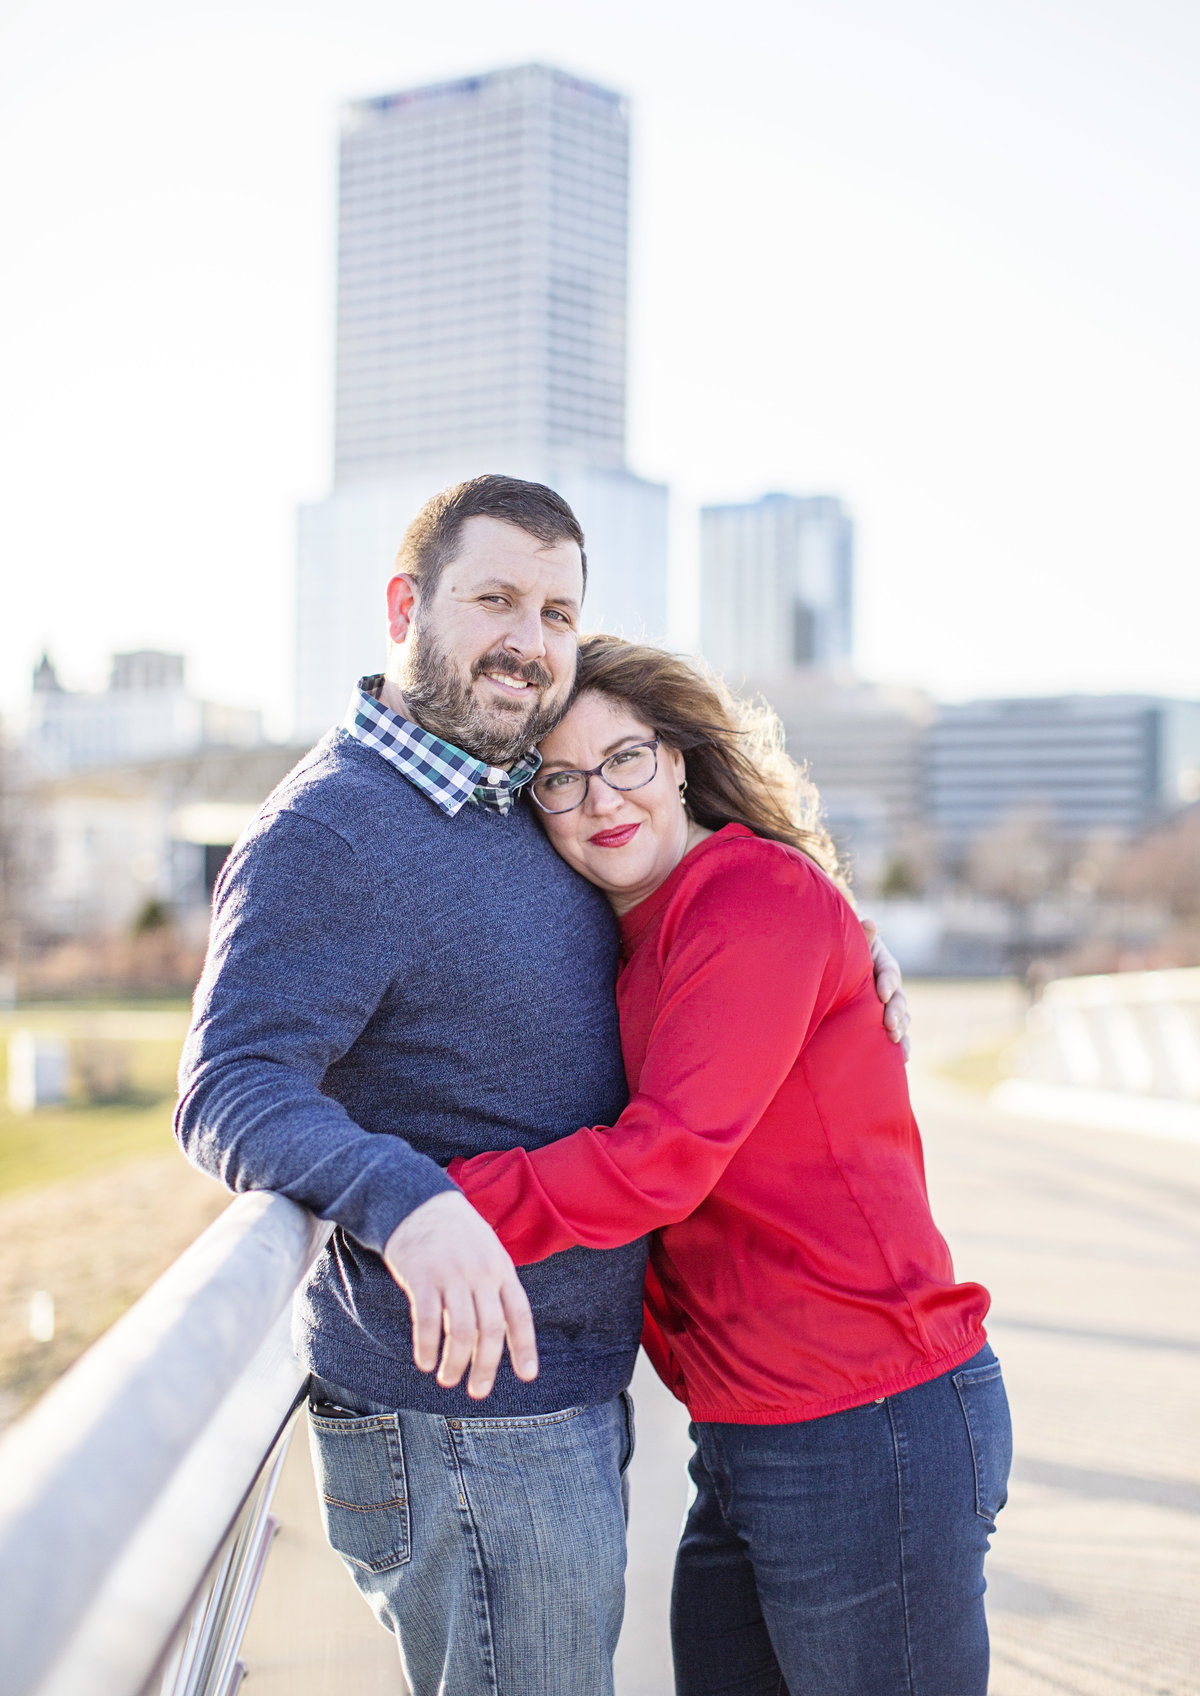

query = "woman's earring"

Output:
[[678, 779, 688, 808]]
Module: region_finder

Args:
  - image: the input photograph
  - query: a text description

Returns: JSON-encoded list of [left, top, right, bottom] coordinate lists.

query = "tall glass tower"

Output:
[[335, 66, 628, 480], [295, 65, 667, 738]]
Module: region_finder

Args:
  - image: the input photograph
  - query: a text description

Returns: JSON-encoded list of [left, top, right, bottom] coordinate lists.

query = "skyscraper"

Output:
[[699, 492, 854, 684], [295, 64, 668, 738], [335, 66, 628, 479]]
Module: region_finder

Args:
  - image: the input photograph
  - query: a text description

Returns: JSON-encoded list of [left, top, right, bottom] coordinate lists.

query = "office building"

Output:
[[23, 653, 263, 778], [699, 493, 854, 685], [296, 64, 668, 739], [335, 65, 627, 480], [757, 674, 934, 886], [929, 695, 1200, 855]]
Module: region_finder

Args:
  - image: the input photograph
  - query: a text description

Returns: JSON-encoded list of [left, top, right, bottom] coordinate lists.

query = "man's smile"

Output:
[[482, 672, 535, 694]]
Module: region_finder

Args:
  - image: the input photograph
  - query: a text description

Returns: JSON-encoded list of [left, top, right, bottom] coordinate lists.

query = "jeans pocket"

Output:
[[308, 1406, 411, 1573], [953, 1357, 1013, 1525]]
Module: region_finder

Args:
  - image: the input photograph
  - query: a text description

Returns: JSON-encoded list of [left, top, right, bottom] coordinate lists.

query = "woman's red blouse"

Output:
[[453, 823, 989, 1423]]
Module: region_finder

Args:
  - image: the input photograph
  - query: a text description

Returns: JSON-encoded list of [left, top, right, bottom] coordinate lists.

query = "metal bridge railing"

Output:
[[0, 1191, 332, 1696]]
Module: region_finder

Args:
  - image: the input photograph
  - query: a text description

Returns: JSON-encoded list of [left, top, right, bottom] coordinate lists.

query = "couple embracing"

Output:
[[177, 474, 1010, 1696]]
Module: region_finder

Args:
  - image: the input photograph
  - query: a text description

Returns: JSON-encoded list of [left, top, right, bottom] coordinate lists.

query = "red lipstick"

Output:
[[589, 823, 641, 848]]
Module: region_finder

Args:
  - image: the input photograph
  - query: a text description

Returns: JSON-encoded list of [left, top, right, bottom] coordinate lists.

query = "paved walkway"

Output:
[[241, 983, 1200, 1694], [915, 1021, 1200, 1691]]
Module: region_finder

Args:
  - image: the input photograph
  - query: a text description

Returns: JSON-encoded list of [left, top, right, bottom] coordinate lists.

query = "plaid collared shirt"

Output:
[[342, 676, 541, 818]]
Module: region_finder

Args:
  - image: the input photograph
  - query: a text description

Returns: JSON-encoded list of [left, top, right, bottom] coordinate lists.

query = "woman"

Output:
[[451, 635, 1010, 1696]]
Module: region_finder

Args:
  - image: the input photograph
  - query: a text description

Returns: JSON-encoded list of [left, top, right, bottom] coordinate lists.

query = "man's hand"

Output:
[[383, 1191, 539, 1400], [861, 919, 911, 1060]]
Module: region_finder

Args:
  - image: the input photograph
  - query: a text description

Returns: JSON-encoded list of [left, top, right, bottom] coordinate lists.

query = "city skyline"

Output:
[[1, 1, 1197, 734]]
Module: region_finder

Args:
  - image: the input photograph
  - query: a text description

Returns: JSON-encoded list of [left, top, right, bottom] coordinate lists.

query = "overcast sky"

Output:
[[2, 0, 1197, 734]]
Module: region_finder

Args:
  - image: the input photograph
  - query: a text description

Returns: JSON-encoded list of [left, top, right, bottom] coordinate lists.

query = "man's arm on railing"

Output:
[[176, 807, 536, 1399]]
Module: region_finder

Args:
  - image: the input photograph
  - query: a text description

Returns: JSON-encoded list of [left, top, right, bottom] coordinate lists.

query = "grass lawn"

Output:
[[0, 1001, 232, 1425], [0, 1099, 182, 1197], [0, 1003, 192, 1197], [933, 1040, 1018, 1095]]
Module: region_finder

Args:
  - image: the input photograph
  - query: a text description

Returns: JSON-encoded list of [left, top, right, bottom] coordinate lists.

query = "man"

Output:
[[176, 474, 908, 1695]]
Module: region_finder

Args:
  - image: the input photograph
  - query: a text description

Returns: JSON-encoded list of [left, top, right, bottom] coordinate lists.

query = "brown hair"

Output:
[[395, 474, 587, 596], [572, 634, 844, 881]]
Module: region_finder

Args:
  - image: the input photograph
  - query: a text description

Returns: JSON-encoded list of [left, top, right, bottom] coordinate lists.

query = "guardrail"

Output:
[[0, 1191, 332, 1696]]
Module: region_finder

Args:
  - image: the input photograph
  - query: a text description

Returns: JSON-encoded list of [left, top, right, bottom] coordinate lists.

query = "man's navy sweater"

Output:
[[175, 729, 647, 1415]]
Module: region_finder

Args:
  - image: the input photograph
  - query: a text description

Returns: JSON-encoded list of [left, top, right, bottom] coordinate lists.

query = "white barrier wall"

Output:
[[1018, 968, 1200, 1100], [994, 968, 1200, 1143]]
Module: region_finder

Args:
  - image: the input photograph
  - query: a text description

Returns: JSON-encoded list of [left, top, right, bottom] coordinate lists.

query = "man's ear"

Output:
[[386, 574, 419, 644]]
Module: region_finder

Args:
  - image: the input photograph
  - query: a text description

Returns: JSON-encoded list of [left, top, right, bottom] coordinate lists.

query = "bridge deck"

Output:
[[238, 984, 1200, 1695]]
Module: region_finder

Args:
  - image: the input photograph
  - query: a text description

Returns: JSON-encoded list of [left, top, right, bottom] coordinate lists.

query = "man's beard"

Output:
[[400, 617, 567, 766]]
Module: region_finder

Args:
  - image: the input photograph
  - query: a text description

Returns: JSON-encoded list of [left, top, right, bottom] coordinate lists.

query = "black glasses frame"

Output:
[[530, 738, 661, 814]]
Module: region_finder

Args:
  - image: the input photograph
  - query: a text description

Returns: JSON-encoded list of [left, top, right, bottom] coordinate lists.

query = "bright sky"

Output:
[[1, 0, 1197, 735]]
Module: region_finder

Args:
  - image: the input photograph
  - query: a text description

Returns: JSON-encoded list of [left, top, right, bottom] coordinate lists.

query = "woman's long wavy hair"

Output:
[[571, 634, 843, 883]]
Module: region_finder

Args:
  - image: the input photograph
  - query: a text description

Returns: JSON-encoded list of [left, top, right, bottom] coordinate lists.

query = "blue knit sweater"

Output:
[[176, 730, 647, 1415]]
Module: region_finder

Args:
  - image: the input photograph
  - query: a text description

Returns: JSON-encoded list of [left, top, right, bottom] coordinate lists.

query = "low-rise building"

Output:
[[24, 651, 263, 777], [929, 695, 1200, 858], [19, 744, 307, 943]]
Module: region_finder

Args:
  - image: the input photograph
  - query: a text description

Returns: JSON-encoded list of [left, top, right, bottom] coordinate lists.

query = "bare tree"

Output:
[[964, 806, 1066, 908], [962, 807, 1074, 976], [1103, 806, 1200, 919]]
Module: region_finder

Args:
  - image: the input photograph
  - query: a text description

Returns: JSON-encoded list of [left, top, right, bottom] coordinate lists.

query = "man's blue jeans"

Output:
[[671, 1344, 1012, 1696], [307, 1375, 635, 1696]]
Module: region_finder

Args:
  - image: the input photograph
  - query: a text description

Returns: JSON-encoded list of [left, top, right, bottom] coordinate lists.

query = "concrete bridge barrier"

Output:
[[993, 967, 1200, 1141]]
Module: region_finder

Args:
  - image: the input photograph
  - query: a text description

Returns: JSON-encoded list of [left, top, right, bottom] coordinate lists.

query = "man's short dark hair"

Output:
[[395, 474, 587, 599]]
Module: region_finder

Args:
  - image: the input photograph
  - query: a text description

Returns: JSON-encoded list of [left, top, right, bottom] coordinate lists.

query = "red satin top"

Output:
[[453, 824, 989, 1423]]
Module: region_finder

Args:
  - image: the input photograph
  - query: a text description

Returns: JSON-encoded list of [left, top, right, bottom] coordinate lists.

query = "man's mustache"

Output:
[[471, 652, 554, 690]]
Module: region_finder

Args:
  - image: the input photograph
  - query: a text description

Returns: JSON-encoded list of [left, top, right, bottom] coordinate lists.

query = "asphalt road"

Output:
[[241, 983, 1200, 1695]]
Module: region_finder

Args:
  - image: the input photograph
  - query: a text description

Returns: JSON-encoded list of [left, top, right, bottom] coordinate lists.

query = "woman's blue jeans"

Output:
[[671, 1344, 1011, 1696]]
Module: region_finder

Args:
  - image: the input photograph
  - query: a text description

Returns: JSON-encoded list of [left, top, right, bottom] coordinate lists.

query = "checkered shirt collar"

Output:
[[342, 677, 541, 817]]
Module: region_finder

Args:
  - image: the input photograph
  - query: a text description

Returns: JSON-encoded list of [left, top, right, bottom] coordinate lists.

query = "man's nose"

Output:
[[502, 604, 547, 660]]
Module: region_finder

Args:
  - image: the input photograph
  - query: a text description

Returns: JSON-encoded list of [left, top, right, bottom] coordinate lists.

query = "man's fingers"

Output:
[[866, 925, 901, 999], [500, 1272, 539, 1383], [436, 1287, 477, 1389], [882, 989, 910, 1034], [865, 923, 911, 1054], [466, 1287, 508, 1400], [382, 1192, 538, 1400], [407, 1278, 445, 1374]]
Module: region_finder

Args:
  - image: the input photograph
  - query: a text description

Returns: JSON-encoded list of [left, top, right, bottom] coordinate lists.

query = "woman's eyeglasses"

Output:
[[529, 739, 661, 814]]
